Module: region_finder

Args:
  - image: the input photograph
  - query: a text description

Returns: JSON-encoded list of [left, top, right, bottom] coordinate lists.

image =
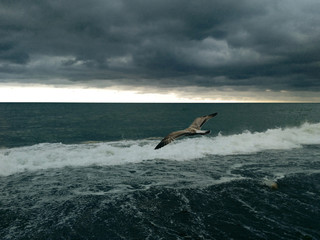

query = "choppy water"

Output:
[[0, 103, 320, 239]]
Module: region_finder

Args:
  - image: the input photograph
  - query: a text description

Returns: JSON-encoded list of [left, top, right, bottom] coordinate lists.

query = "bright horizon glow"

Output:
[[0, 85, 205, 103], [0, 84, 318, 103]]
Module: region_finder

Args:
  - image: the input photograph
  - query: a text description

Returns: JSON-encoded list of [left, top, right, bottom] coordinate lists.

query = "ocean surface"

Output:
[[0, 103, 320, 240]]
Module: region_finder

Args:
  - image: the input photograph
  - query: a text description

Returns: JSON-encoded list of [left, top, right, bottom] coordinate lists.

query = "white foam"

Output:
[[0, 122, 319, 176]]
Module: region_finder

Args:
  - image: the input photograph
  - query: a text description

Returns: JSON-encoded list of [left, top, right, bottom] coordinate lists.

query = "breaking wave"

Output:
[[1, 122, 319, 176]]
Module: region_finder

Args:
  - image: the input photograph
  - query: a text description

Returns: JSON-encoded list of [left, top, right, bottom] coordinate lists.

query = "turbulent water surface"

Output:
[[0, 103, 320, 240]]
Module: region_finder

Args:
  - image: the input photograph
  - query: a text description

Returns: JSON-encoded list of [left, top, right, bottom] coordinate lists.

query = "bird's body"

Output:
[[155, 113, 218, 149]]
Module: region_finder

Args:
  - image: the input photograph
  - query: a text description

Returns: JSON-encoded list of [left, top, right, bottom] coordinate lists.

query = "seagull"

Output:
[[155, 112, 218, 150]]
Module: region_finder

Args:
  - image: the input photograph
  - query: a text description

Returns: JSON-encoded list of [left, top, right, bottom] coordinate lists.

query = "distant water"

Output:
[[0, 103, 320, 239]]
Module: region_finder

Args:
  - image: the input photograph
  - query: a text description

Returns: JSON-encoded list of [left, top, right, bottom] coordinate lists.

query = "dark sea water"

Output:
[[0, 103, 320, 240]]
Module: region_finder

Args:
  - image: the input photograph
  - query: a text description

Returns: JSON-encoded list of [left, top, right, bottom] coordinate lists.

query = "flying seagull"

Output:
[[155, 113, 218, 150]]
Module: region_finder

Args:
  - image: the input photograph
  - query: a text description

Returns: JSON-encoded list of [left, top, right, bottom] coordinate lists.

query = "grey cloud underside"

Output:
[[1, 0, 320, 91]]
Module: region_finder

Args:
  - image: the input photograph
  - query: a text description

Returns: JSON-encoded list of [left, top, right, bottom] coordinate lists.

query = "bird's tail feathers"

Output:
[[196, 130, 211, 135]]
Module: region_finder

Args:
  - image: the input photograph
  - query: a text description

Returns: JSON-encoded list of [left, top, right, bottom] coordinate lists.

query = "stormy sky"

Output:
[[1, 0, 320, 101]]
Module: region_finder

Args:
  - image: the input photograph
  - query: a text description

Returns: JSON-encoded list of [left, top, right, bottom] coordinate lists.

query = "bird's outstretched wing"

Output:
[[189, 112, 218, 129], [154, 130, 189, 150]]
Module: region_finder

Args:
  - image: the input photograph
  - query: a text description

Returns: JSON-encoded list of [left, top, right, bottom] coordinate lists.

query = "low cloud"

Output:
[[1, 0, 320, 97]]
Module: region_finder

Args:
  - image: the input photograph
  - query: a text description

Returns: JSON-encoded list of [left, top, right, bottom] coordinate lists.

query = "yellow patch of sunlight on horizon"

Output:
[[0, 85, 233, 102], [3, 84, 305, 102]]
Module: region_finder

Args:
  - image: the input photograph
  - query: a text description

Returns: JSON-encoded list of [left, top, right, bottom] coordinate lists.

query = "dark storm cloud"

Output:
[[1, 0, 320, 91]]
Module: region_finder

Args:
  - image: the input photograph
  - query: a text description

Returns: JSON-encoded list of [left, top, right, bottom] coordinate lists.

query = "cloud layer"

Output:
[[1, 0, 320, 94]]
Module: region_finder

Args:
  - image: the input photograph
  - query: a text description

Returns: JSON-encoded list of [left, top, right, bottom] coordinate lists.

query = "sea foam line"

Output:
[[0, 122, 319, 176]]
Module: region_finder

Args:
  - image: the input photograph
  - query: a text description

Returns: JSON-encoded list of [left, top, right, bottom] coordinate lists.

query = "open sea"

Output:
[[0, 103, 320, 240]]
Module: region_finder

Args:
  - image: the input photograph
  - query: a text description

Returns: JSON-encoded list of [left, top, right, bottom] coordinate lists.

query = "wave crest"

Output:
[[1, 122, 319, 176]]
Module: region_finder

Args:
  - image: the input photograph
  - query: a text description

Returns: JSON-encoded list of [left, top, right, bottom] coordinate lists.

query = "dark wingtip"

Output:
[[154, 142, 164, 150], [211, 112, 218, 117]]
